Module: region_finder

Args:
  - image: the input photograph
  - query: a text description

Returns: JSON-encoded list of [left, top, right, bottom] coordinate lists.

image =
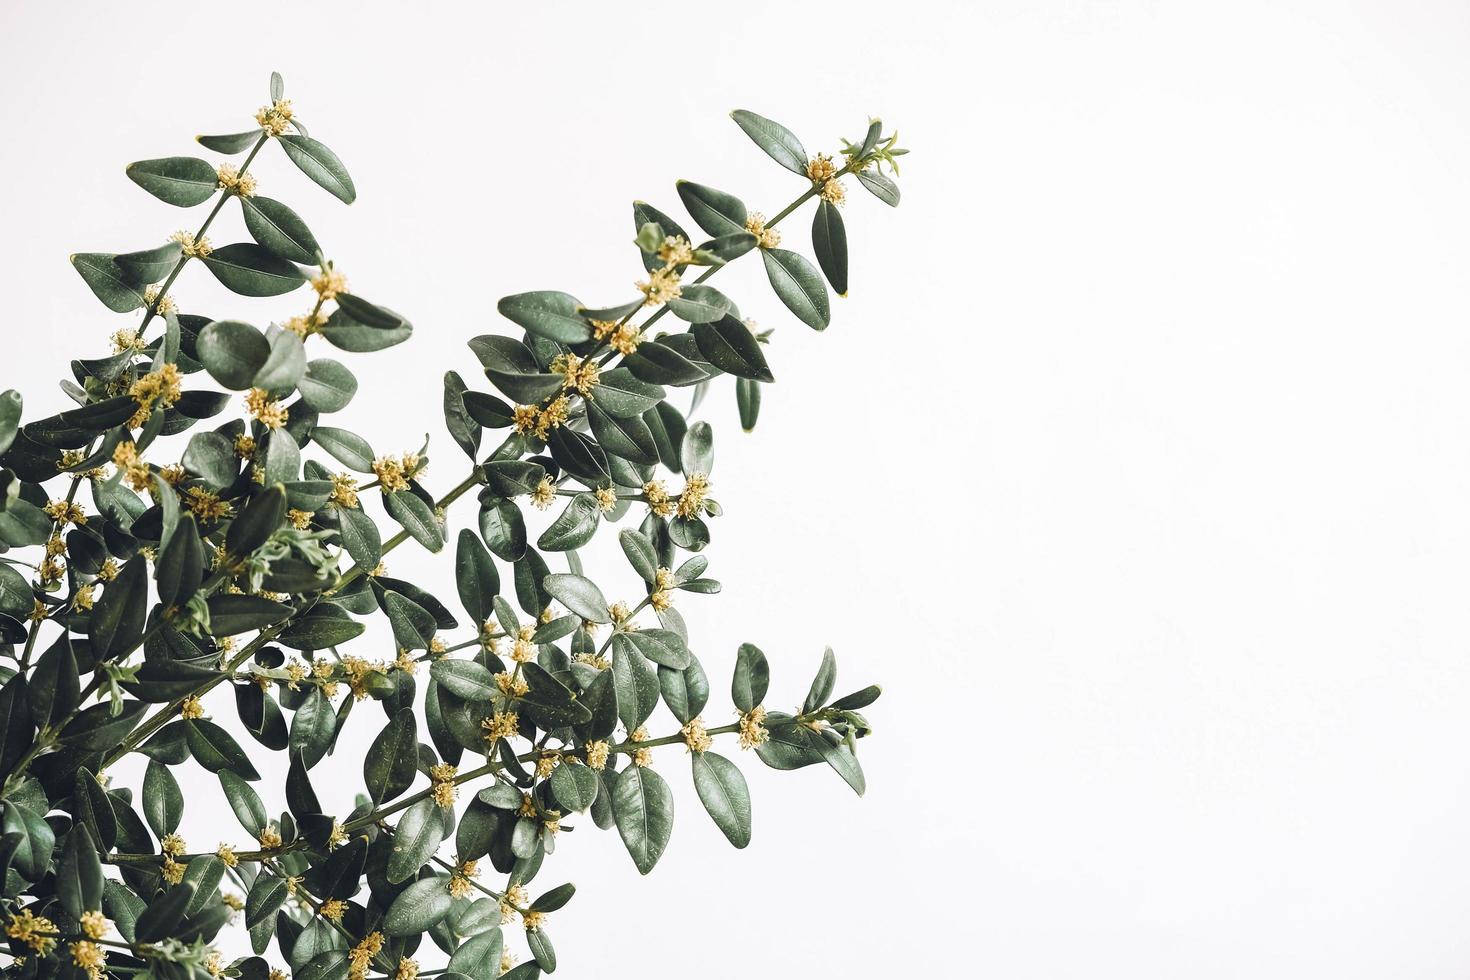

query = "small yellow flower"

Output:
[[222, 892, 245, 912], [512, 404, 539, 435], [657, 235, 694, 266], [744, 212, 781, 249], [330, 473, 360, 509], [245, 388, 289, 430], [170, 230, 213, 258], [143, 284, 179, 316], [522, 910, 546, 931], [348, 932, 385, 980], [494, 670, 529, 697], [161, 833, 187, 857], [98, 558, 118, 582], [650, 566, 675, 611], [216, 844, 238, 868], [185, 486, 233, 521], [256, 99, 294, 136], [430, 762, 459, 808], [535, 754, 558, 779], [159, 462, 187, 486], [550, 353, 599, 396], [499, 884, 529, 923], [676, 472, 711, 518], [482, 710, 520, 743], [71, 940, 106, 980], [179, 697, 204, 720], [233, 433, 257, 458], [594, 486, 618, 513], [807, 153, 838, 183], [258, 824, 283, 850], [630, 725, 653, 767], [319, 898, 347, 922], [312, 267, 348, 302], [283, 312, 325, 338], [500, 951, 517, 976], [584, 739, 609, 770], [44, 499, 88, 527], [79, 910, 108, 940], [636, 265, 682, 306], [394, 957, 419, 980], [269, 970, 288, 980], [287, 508, 313, 530], [161, 855, 186, 885], [738, 705, 769, 749], [216, 163, 257, 198], [642, 479, 673, 517], [371, 455, 413, 493], [819, 178, 847, 206], [608, 601, 633, 626], [530, 476, 556, 511], [6, 908, 57, 954], [205, 951, 225, 977], [329, 820, 348, 849], [111, 328, 146, 354], [682, 716, 712, 754]]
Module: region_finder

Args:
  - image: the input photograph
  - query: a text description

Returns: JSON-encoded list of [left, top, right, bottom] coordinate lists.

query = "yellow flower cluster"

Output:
[[216, 844, 239, 868], [170, 230, 213, 258], [630, 725, 653, 768], [312, 267, 348, 302], [216, 163, 257, 197], [499, 884, 529, 923], [530, 476, 556, 511], [258, 824, 283, 850], [494, 670, 529, 697], [245, 387, 289, 430], [651, 566, 675, 611], [430, 762, 459, 808], [482, 710, 520, 743], [550, 352, 600, 396], [127, 362, 183, 428], [744, 212, 781, 249], [255, 99, 294, 135], [676, 472, 711, 518], [642, 479, 673, 517], [6, 908, 57, 954], [284, 310, 328, 338], [71, 940, 106, 980], [682, 716, 712, 754], [594, 486, 618, 513], [185, 486, 233, 521], [44, 499, 87, 527], [319, 898, 347, 922], [591, 318, 641, 355], [807, 153, 838, 183], [143, 284, 178, 316], [636, 265, 682, 306], [330, 473, 360, 509], [348, 931, 385, 980], [738, 705, 769, 749], [180, 696, 205, 720], [584, 739, 609, 770], [449, 859, 479, 899], [372, 452, 420, 493]]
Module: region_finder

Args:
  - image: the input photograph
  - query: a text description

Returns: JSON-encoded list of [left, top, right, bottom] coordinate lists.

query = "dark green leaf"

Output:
[[241, 195, 321, 264], [676, 181, 748, 237], [762, 248, 830, 330], [730, 110, 808, 175], [364, 708, 417, 802], [201, 243, 306, 297], [278, 135, 356, 204], [692, 317, 774, 382], [612, 765, 674, 875], [70, 253, 145, 312], [126, 156, 218, 207], [691, 751, 751, 848], [811, 198, 849, 295]]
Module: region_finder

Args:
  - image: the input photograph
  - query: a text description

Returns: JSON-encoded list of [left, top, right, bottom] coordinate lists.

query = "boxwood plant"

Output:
[[0, 73, 904, 980]]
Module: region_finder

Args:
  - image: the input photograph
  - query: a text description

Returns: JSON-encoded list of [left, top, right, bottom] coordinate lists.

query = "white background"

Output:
[[4, 0, 1470, 976]]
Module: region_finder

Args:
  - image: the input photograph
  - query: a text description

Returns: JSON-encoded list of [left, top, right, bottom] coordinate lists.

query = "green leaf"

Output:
[[241, 195, 321, 263], [497, 291, 593, 344], [0, 389, 20, 455], [73, 769, 117, 851], [479, 497, 526, 562], [430, 659, 497, 700], [736, 377, 761, 431], [136, 882, 197, 942], [537, 494, 600, 552], [856, 168, 900, 206], [253, 328, 307, 396], [57, 823, 103, 919], [202, 243, 307, 297], [732, 643, 769, 713], [550, 763, 599, 813], [180, 855, 225, 917], [665, 284, 732, 323], [278, 135, 357, 203], [185, 718, 262, 780], [219, 770, 268, 836], [618, 528, 659, 583], [337, 504, 382, 570], [593, 368, 665, 418], [71, 253, 145, 312], [125, 156, 219, 207], [90, 556, 147, 661], [519, 662, 592, 727], [443, 371, 481, 460], [289, 688, 335, 769], [680, 420, 714, 476], [612, 765, 674, 875], [142, 761, 184, 836], [226, 484, 287, 557], [183, 430, 240, 488], [311, 426, 374, 471], [730, 110, 809, 176], [692, 317, 774, 382], [455, 529, 499, 624], [614, 630, 691, 670], [676, 181, 748, 237], [116, 241, 182, 283], [320, 303, 413, 352], [385, 491, 445, 552], [762, 248, 830, 330], [612, 643, 659, 732], [804, 646, 837, 712], [207, 594, 292, 635], [543, 573, 609, 623], [364, 707, 417, 802], [448, 930, 503, 977], [198, 131, 260, 154], [382, 590, 437, 651], [588, 402, 660, 465], [298, 359, 358, 413], [246, 873, 288, 928], [383, 875, 454, 935], [27, 635, 79, 730], [622, 341, 709, 388], [196, 319, 270, 390], [811, 198, 849, 295], [692, 751, 751, 848], [386, 797, 442, 883]]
